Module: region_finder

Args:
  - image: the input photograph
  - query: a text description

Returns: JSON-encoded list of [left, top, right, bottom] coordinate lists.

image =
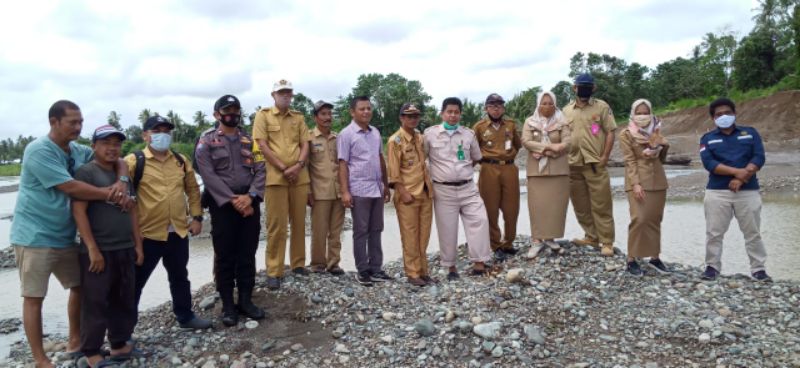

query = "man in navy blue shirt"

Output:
[[699, 98, 770, 282]]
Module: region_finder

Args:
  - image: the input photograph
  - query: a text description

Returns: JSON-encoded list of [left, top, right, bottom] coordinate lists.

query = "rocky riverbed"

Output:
[[6, 236, 800, 367]]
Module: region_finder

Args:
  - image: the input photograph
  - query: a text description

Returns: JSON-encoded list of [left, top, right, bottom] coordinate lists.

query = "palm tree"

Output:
[[107, 111, 122, 129], [138, 109, 153, 126]]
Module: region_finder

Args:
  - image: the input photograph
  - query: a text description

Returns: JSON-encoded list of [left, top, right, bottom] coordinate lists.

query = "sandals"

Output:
[[77, 356, 120, 368], [109, 341, 146, 362]]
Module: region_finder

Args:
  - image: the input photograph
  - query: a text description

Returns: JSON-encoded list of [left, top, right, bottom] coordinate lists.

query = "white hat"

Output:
[[272, 79, 293, 92]]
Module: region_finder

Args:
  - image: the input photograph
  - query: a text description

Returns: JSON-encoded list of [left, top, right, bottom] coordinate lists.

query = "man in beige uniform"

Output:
[[307, 100, 345, 275], [563, 73, 616, 256], [253, 79, 311, 289], [387, 103, 435, 286], [424, 97, 492, 280], [473, 93, 522, 261]]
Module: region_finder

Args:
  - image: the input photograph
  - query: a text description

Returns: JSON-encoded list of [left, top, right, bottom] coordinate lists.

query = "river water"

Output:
[[1, 172, 799, 360]]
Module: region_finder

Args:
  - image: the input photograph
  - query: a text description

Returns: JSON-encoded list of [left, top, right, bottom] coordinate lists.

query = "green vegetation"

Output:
[[0, 163, 21, 176]]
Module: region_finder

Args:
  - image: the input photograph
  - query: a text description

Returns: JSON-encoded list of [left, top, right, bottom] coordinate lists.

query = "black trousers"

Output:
[[209, 200, 261, 294], [134, 233, 195, 324], [80, 248, 137, 357]]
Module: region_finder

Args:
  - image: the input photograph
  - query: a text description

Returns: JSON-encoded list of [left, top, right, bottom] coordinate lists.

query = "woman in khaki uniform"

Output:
[[619, 99, 670, 276], [521, 91, 571, 258]]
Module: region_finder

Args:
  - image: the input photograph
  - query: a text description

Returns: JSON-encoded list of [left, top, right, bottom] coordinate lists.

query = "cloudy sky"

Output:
[[0, 0, 757, 138]]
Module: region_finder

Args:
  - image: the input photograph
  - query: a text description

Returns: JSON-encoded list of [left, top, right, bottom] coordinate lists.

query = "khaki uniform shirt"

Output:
[[387, 128, 433, 198], [473, 117, 522, 161], [521, 118, 572, 177], [563, 98, 617, 166], [619, 129, 669, 191], [423, 124, 482, 183], [308, 127, 340, 200], [195, 128, 266, 207], [252, 106, 310, 186], [125, 147, 202, 241]]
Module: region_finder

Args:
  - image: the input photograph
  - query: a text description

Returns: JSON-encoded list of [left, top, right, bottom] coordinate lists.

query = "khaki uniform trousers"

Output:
[[626, 190, 666, 258], [478, 163, 520, 250], [265, 184, 309, 277], [433, 182, 492, 267], [395, 195, 433, 278], [704, 189, 767, 273], [569, 165, 615, 244], [310, 199, 344, 270]]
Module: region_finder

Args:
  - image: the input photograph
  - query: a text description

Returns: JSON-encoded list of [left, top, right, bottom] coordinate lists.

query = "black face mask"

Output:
[[220, 113, 241, 127], [576, 85, 594, 99]]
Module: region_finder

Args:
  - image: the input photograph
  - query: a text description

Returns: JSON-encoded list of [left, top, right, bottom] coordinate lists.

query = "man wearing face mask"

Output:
[[195, 95, 266, 326], [563, 73, 617, 257], [473, 93, 522, 261], [699, 98, 770, 282], [253, 79, 311, 290], [125, 116, 211, 329]]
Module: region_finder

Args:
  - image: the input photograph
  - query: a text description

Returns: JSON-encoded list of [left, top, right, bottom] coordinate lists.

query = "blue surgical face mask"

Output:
[[714, 114, 736, 129], [149, 132, 172, 151]]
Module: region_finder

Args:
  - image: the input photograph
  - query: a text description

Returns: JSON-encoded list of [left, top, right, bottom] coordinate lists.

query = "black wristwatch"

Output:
[[193, 215, 204, 222]]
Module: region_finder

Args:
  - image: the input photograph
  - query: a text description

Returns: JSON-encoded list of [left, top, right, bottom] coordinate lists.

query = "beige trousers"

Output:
[[704, 189, 767, 273], [309, 199, 344, 270], [433, 182, 492, 267]]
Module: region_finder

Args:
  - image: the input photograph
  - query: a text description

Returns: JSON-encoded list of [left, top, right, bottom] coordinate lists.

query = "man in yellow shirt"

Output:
[[563, 73, 617, 256], [253, 79, 311, 290], [125, 116, 210, 329]]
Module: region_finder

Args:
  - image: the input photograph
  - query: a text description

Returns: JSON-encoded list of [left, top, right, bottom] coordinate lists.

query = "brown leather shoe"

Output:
[[600, 243, 614, 256], [572, 237, 600, 248], [407, 277, 427, 287], [421, 275, 439, 284]]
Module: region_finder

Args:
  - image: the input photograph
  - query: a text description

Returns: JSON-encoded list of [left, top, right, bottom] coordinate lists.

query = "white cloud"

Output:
[[0, 0, 757, 138]]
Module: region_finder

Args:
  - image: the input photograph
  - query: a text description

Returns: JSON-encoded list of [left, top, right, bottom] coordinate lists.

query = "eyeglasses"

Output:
[[67, 157, 76, 177], [486, 104, 505, 108]]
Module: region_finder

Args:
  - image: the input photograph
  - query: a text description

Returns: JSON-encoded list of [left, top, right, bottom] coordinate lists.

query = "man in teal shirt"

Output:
[[11, 100, 131, 368]]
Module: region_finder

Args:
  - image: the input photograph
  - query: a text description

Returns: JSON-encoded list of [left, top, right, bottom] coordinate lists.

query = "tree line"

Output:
[[2, 0, 797, 164]]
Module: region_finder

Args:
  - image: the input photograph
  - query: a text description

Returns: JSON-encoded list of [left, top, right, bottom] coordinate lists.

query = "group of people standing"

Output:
[[10, 73, 772, 367]]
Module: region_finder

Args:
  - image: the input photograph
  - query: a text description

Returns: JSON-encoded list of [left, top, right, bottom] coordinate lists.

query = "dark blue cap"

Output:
[[143, 115, 175, 131], [574, 73, 595, 85]]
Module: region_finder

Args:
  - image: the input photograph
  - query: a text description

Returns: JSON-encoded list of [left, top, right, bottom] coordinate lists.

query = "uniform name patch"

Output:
[[737, 135, 753, 140], [708, 139, 723, 144]]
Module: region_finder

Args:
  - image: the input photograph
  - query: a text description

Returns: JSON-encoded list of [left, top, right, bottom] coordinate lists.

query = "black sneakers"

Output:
[[626, 261, 644, 276], [751, 270, 773, 282], [370, 271, 394, 282], [648, 259, 671, 274], [355, 272, 373, 286], [701, 266, 719, 281], [266, 277, 281, 290]]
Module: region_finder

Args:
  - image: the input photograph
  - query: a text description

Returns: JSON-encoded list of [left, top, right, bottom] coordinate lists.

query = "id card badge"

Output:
[[505, 140, 512, 151]]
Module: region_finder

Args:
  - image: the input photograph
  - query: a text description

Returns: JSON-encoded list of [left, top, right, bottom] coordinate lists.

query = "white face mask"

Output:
[[149, 132, 172, 151], [632, 114, 652, 128], [714, 114, 736, 129]]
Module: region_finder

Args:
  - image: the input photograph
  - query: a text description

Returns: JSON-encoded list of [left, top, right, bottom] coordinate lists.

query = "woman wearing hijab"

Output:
[[521, 91, 571, 258], [619, 98, 670, 276]]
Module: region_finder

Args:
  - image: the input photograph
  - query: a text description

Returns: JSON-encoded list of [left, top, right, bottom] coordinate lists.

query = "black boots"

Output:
[[237, 288, 265, 320], [220, 290, 239, 327]]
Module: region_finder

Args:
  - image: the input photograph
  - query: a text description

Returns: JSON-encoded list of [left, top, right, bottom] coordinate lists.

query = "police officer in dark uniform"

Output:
[[195, 95, 266, 326]]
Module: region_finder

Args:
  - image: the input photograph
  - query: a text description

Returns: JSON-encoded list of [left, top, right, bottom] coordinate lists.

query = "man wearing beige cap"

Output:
[[387, 103, 435, 286], [307, 100, 345, 275], [253, 79, 311, 290]]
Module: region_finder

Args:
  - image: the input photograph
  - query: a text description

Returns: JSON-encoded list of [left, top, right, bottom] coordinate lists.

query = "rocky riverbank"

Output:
[[0, 247, 15, 268], [6, 236, 800, 367]]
